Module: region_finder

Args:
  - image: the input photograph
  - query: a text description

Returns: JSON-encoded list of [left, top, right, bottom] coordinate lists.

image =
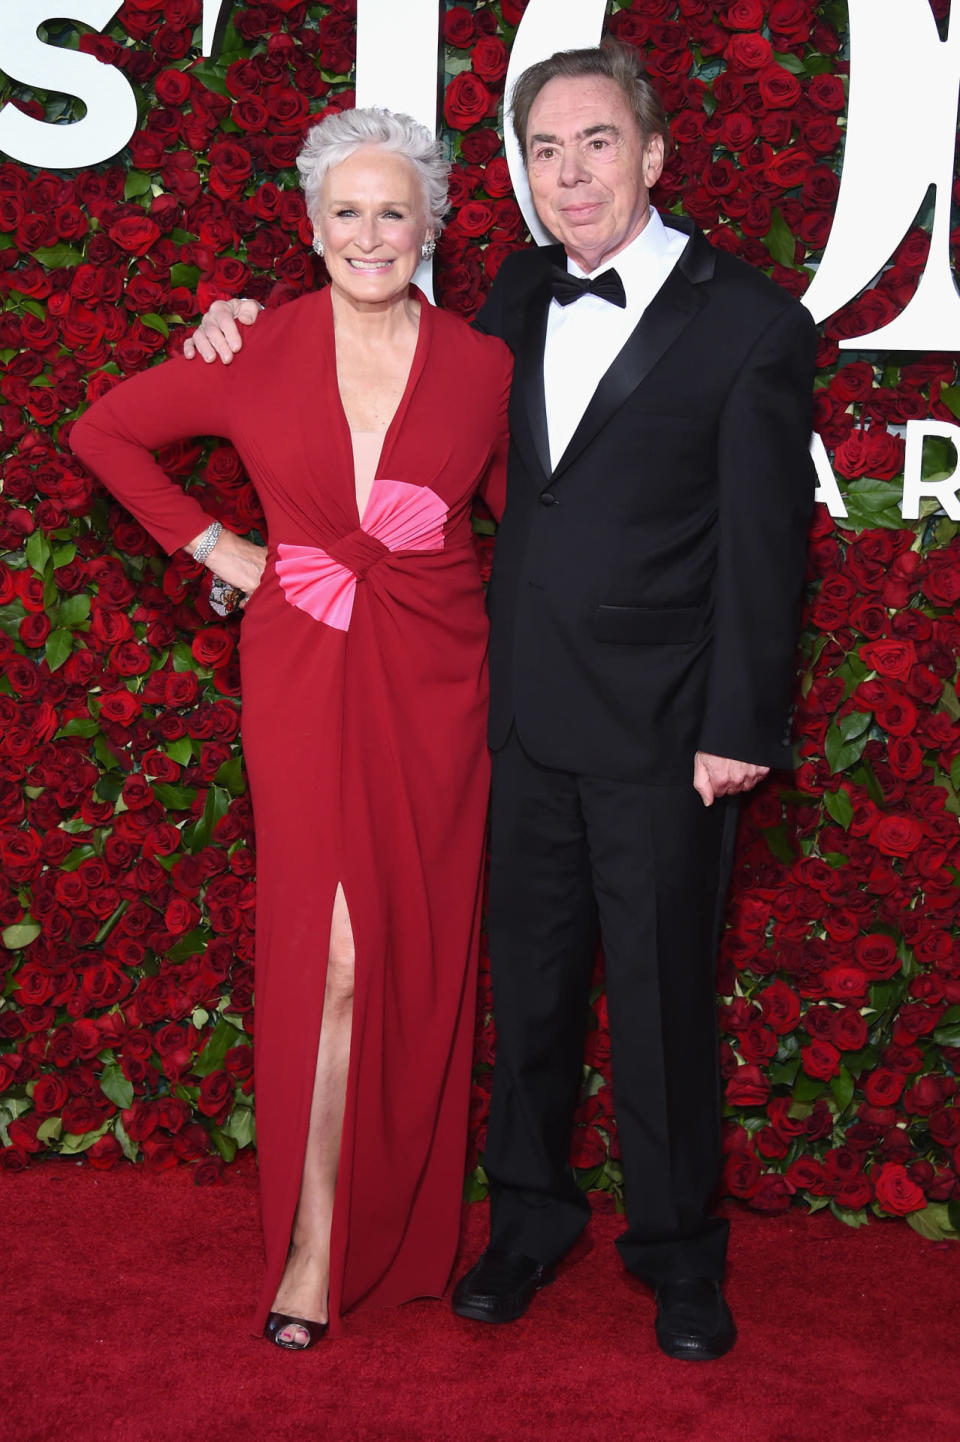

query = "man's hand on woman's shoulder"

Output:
[[182, 298, 262, 364]]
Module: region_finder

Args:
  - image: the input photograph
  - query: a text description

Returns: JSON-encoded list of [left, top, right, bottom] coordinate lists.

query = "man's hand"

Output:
[[182, 298, 261, 364], [693, 751, 769, 807]]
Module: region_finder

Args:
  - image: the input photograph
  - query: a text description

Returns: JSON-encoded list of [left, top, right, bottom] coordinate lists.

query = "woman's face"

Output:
[[315, 146, 430, 310]]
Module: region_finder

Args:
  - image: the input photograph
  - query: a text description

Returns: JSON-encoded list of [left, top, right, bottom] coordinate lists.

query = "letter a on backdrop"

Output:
[[803, 0, 960, 351]]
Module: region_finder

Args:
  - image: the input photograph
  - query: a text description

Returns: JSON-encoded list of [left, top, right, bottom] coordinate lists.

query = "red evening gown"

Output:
[[71, 287, 512, 1333]]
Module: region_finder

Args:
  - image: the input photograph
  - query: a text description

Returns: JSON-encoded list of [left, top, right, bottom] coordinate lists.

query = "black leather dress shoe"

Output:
[[654, 1278, 736, 1361], [451, 1248, 554, 1323]]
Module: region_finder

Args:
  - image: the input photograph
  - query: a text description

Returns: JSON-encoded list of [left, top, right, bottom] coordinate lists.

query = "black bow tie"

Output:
[[549, 266, 626, 308]]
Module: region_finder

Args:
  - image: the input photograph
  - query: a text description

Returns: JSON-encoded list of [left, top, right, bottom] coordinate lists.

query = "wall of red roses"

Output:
[[1, 0, 959, 1238]]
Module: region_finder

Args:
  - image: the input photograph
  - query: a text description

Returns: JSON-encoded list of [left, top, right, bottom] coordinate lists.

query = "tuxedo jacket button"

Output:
[[540, 491, 557, 506]]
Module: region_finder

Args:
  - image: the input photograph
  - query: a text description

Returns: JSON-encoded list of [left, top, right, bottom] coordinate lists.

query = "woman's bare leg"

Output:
[[270, 883, 354, 1344]]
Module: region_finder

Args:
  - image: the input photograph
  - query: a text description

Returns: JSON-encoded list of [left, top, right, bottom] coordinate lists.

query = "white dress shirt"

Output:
[[542, 208, 689, 471]]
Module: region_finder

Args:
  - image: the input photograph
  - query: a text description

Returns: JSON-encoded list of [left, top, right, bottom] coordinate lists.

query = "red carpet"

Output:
[[3, 1159, 958, 1442]]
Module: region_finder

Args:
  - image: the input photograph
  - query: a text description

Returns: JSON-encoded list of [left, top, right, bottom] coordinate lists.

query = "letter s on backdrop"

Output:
[[0, 1, 137, 169]]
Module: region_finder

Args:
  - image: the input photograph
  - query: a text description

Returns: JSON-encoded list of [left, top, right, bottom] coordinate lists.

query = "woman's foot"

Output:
[[265, 1311, 328, 1351], [269, 1243, 330, 1347]]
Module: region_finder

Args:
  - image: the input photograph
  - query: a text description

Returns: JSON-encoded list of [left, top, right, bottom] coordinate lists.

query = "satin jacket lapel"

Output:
[[509, 251, 563, 482], [551, 225, 712, 482]]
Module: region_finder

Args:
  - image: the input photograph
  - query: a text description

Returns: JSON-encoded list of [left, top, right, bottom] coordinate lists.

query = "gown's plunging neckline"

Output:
[[350, 429, 387, 521]]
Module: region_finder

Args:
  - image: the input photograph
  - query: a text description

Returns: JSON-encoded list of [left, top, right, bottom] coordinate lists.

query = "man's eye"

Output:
[[534, 148, 555, 162], [589, 138, 608, 151]]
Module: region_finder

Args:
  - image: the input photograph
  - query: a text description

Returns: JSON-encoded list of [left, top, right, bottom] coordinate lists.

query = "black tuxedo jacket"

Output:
[[474, 215, 817, 784]]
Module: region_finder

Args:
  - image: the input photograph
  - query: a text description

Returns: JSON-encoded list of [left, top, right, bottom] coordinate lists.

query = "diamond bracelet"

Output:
[[191, 520, 222, 566]]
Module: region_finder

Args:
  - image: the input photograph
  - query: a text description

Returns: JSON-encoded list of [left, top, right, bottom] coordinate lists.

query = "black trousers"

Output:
[[483, 729, 736, 1284]]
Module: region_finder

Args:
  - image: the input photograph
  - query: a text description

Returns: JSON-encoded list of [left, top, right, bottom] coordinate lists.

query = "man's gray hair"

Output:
[[296, 106, 450, 230], [511, 40, 670, 161]]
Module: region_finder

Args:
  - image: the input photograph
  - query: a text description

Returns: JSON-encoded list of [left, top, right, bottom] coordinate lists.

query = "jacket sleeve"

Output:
[[696, 301, 817, 769]]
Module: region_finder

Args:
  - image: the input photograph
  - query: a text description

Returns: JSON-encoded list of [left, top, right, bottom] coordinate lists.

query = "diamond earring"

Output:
[[312, 237, 325, 258], [421, 236, 436, 260]]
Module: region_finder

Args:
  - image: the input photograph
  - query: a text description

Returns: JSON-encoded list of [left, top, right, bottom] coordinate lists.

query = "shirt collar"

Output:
[[567, 207, 670, 303]]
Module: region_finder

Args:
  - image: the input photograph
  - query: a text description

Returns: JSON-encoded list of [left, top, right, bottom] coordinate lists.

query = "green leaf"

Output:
[[825, 719, 870, 774], [124, 170, 152, 200], [25, 529, 52, 574], [210, 1126, 238, 1163], [165, 929, 206, 963], [115, 1115, 139, 1162], [2, 921, 41, 949], [100, 1063, 134, 1110], [222, 1105, 256, 1148], [829, 1201, 869, 1229], [829, 1064, 855, 1112], [921, 434, 957, 481], [823, 788, 853, 830], [771, 51, 807, 75], [193, 1017, 245, 1078], [94, 899, 128, 945], [31, 243, 83, 269], [44, 628, 73, 672], [761, 825, 797, 864], [792, 1073, 826, 1103], [462, 1166, 489, 1203], [60, 1121, 111, 1154], [839, 710, 871, 742], [906, 1206, 955, 1242], [183, 784, 229, 851], [153, 782, 196, 810], [941, 682, 960, 723], [765, 208, 797, 269], [54, 593, 91, 628], [214, 756, 247, 795], [170, 263, 201, 288], [940, 385, 960, 421], [172, 641, 198, 672], [52, 542, 77, 568], [56, 716, 100, 738], [933, 1023, 960, 1047], [140, 313, 170, 339], [948, 1200, 960, 1234], [36, 1117, 64, 1144], [164, 736, 195, 766]]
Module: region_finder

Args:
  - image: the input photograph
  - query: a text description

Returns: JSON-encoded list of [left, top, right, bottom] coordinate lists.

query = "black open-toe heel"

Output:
[[265, 1311, 329, 1350]]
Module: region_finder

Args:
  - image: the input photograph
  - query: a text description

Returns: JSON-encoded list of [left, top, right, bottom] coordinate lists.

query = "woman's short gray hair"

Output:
[[296, 107, 450, 232]]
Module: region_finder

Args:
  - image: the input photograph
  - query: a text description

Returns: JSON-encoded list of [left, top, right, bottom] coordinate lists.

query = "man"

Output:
[[186, 42, 816, 1361]]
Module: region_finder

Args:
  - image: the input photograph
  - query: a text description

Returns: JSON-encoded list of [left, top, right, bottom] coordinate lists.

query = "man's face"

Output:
[[524, 74, 664, 273]]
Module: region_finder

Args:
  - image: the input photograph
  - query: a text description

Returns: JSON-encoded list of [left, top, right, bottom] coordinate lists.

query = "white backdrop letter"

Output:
[[0, 2, 137, 169], [902, 421, 960, 520], [802, 0, 960, 351]]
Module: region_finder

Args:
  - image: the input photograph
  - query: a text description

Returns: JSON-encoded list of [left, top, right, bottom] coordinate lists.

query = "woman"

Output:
[[71, 108, 511, 1350]]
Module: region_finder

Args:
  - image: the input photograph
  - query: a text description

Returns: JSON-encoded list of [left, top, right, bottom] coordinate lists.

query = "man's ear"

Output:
[[643, 133, 665, 189]]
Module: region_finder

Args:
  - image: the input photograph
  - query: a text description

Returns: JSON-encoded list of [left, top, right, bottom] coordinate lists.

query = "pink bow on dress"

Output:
[[275, 479, 448, 632]]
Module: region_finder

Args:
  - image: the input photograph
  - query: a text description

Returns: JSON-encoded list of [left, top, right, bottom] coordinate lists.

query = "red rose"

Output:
[[723, 1148, 761, 1198], [443, 5, 475, 46], [758, 978, 802, 1034], [191, 627, 235, 669], [471, 37, 509, 85], [801, 1040, 841, 1081], [757, 63, 801, 110], [106, 215, 162, 256], [444, 73, 493, 131], [863, 1069, 906, 1107], [725, 1, 765, 29], [725, 33, 773, 71], [869, 814, 923, 858], [872, 1162, 926, 1216], [87, 1133, 124, 1170], [725, 1064, 769, 1105], [198, 1070, 233, 1119]]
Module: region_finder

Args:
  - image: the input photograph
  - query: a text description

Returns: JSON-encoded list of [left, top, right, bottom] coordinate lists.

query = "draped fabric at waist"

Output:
[[273, 477, 477, 632]]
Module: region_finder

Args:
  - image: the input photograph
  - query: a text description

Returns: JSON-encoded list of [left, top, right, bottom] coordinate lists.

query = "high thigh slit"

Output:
[[69, 286, 513, 1335]]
